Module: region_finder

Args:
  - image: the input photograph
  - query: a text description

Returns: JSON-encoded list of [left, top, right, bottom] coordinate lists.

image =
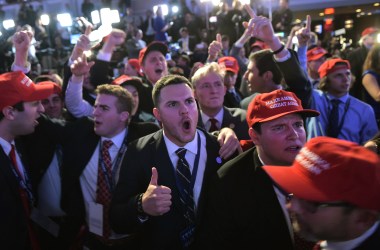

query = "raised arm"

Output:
[[65, 55, 95, 117], [12, 30, 33, 73], [244, 5, 313, 108]]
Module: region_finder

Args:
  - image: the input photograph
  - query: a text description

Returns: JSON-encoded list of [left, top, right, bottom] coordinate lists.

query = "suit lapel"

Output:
[[197, 111, 206, 130], [0, 147, 23, 199], [195, 130, 222, 223], [221, 107, 235, 129], [151, 131, 182, 213], [252, 149, 293, 245]]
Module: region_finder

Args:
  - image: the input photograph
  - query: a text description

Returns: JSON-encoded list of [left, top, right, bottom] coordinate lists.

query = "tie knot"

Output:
[[175, 148, 187, 158], [331, 99, 340, 106], [102, 140, 113, 150], [209, 118, 218, 125]]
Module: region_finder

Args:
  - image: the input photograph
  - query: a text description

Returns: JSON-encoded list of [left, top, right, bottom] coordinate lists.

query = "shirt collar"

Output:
[[201, 108, 224, 125], [326, 93, 349, 104], [101, 128, 128, 150], [322, 221, 379, 250], [163, 130, 199, 157], [0, 137, 13, 155]]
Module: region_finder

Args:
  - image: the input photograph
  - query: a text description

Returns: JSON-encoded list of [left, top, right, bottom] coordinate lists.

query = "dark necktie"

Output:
[[327, 99, 341, 138], [175, 148, 195, 224], [208, 118, 219, 133], [9, 145, 40, 250], [96, 140, 113, 239], [232, 90, 241, 103]]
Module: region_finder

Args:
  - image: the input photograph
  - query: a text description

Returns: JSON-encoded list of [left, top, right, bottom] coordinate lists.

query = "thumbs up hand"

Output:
[[207, 33, 223, 62], [142, 167, 172, 216]]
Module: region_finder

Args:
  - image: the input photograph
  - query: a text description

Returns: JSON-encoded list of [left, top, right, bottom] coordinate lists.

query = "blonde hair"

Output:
[[191, 62, 225, 88]]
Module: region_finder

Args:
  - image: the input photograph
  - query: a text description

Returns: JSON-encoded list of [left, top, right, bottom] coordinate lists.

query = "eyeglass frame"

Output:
[[286, 193, 356, 214]]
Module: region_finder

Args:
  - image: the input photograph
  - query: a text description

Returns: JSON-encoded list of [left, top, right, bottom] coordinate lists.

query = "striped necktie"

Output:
[[175, 148, 195, 224]]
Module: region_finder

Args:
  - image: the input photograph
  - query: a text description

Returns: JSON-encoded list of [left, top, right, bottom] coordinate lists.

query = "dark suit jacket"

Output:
[[0, 145, 31, 249], [197, 107, 249, 140], [354, 223, 380, 249], [347, 45, 368, 101], [178, 36, 197, 52], [223, 89, 243, 108], [196, 147, 294, 250], [110, 129, 225, 250], [23, 117, 159, 244]]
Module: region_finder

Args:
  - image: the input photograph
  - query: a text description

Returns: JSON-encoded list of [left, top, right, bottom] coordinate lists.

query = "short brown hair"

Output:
[[95, 84, 133, 115], [152, 75, 192, 106]]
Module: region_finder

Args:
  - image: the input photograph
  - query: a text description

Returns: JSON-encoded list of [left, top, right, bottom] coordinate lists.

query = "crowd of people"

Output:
[[1, 1, 380, 250]]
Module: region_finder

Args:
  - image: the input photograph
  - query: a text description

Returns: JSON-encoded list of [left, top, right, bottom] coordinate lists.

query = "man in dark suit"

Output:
[[263, 136, 380, 250], [0, 71, 55, 250], [178, 27, 197, 54], [191, 62, 250, 140], [196, 89, 319, 250], [110, 74, 241, 249], [218, 56, 243, 108]]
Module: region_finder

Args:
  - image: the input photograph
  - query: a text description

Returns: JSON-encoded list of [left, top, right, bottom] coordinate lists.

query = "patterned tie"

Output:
[[327, 99, 340, 138], [96, 140, 113, 239], [175, 148, 195, 224], [208, 118, 219, 133]]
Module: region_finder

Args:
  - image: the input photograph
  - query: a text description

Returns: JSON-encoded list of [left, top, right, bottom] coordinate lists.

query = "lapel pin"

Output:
[[216, 157, 222, 164]]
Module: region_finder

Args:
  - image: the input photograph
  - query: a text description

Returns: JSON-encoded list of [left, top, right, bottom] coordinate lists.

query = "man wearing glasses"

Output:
[[263, 136, 380, 250]]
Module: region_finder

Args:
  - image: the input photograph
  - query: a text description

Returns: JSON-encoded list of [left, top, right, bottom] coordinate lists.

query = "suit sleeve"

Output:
[[276, 50, 313, 109], [110, 140, 151, 233]]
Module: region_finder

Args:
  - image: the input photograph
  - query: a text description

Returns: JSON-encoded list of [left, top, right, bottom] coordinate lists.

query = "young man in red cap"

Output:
[[196, 89, 319, 249], [218, 56, 243, 108], [347, 27, 379, 100], [263, 136, 380, 250], [138, 41, 169, 115], [0, 71, 54, 250], [124, 58, 143, 77], [306, 47, 330, 89], [306, 58, 378, 144]]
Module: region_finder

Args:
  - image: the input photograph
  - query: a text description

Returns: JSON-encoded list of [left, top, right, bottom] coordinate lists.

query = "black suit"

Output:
[[223, 89, 243, 108], [0, 145, 32, 249], [196, 147, 294, 250], [178, 37, 197, 52], [23, 116, 159, 245], [197, 107, 249, 140], [110, 129, 225, 250]]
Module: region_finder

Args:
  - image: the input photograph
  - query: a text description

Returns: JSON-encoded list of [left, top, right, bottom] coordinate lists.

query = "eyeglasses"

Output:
[[287, 194, 355, 214]]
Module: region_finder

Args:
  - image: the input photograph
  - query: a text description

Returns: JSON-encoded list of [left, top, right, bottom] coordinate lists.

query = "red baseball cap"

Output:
[[318, 58, 350, 79], [218, 56, 239, 74], [250, 40, 268, 51], [0, 71, 55, 110], [361, 27, 379, 37], [246, 89, 319, 128], [127, 58, 143, 76], [263, 136, 380, 211], [112, 74, 143, 92], [138, 41, 168, 66], [307, 47, 330, 62], [37, 81, 62, 98]]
